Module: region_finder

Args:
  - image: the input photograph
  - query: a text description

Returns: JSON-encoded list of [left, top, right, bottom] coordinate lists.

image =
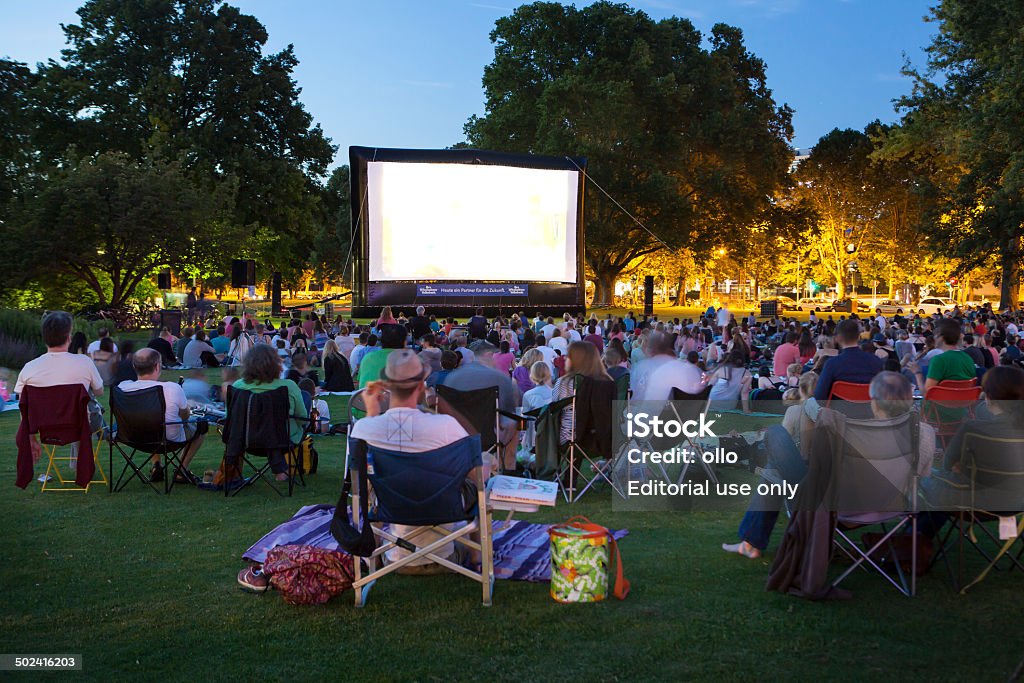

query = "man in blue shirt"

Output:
[[814, 318, 884, 401]]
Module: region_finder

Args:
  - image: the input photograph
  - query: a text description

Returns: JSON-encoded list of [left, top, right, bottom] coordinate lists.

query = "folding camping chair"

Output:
[[220, 386, 307, 497], [928, 431, 1024, 594], [435, 384, 524, 475], [109, 386, 208, 494], [555, 375, 619, 502], [938, 378, 979, 389], [18, 384, 107, 492], [826, 381, 873, 418], [922, 385, 981, 449], [828, 411, 922, 597], [343, 434, 495, 606]]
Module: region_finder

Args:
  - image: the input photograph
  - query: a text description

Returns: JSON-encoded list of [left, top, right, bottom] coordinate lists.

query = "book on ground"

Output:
[[487, 475, 558, 506]]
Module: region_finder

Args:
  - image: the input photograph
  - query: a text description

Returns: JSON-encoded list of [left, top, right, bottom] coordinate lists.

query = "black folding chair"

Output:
[[109, 386, 207, 494], [555, 375, 619, 502], [436, 385, 523, 474], [220, 386, 307, 497]]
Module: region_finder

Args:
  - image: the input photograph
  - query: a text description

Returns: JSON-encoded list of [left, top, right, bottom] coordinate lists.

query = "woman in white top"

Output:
[[706, 349, 751, 413]]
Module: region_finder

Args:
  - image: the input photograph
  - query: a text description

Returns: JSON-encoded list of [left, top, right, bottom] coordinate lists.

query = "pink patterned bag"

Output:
[[263, 545, 354, 605]]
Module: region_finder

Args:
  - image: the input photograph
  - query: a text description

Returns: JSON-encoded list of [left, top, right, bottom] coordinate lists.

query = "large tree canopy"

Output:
[[1, 0, 339, 308], [465, 1, 793, 303], [885, 0, 1024, 309], [5, 153, 234, 308]]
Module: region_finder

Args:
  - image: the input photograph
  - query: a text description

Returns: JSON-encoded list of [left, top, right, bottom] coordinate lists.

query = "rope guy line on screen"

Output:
[[562, 155, 674, 252]]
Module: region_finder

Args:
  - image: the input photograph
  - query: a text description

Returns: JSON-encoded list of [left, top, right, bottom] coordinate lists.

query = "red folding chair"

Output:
[[826, 381, 872, 404], [938, 378, 978, 389], [922, 385, 982, 448]]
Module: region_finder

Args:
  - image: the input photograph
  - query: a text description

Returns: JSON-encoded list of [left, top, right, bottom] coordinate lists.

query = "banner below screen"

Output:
[[416, 284, 530, 297]]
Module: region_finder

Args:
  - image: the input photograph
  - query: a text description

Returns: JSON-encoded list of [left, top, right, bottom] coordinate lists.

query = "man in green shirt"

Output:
[[357, 323, 406, 389], [912, 318, 978, 391]]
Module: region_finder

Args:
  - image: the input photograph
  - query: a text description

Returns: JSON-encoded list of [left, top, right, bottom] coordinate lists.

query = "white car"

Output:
[[871, 299, 906, 315], [796, 297, 833, 312], [915, 297, 958, 316]]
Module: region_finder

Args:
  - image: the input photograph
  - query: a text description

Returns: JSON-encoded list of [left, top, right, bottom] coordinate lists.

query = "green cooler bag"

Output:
[[549, 516, 630, 603]]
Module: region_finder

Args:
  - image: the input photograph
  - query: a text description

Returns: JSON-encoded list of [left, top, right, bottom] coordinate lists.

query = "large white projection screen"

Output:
[[367, 161, 578, 282]]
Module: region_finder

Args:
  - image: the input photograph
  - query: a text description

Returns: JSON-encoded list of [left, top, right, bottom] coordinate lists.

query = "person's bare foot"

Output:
[[275, 473, 289, 482], [722, 541, 761, 559]]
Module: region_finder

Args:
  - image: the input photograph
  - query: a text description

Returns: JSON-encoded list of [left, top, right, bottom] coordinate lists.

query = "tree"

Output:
[[793, 128, 879, 299], [1, 0, 337, 309], [464, 1, 793, 303], [3, 153, 234, 308], [890, 0, 1024, 310]]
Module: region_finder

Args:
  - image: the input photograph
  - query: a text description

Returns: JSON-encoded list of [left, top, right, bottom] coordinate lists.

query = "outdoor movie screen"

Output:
[[366, 161, 579, 283]]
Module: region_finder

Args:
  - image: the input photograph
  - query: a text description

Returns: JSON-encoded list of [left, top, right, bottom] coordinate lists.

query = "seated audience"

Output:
[[813, 318, 884, 401], [321, 339, 355, 392], [117, 348, 208, 485], [351, 349, 470, 574], [183, 329, 219, 368], [724, 371, 934, 559], [230, 345, 308, 482]]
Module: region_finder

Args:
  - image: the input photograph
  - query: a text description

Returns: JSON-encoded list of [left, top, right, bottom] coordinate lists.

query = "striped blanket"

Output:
[[243, 505, 627, 583]]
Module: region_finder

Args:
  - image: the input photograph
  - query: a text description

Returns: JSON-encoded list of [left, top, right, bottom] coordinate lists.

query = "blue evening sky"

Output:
[[0, 0, 937, 166]]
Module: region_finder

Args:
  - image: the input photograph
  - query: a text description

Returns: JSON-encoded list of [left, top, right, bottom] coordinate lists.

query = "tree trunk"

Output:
[[835, 279, 847, 300], [592, 268, 617, 306], [672, 276, 685, 306], [999, 240, 1020, 311]]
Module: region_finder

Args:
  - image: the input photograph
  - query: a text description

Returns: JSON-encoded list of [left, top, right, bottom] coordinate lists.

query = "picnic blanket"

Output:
[[243, 504, 628, 582]]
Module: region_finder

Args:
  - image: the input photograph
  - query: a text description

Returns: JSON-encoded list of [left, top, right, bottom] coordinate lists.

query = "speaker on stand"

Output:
[[643, 275, 655, 318], [271, 272, 283, 318]]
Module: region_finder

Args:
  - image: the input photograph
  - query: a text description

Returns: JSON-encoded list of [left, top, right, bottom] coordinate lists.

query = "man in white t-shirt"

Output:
[[540, 317, 558, 342], [631, 332, 706, 402], [15, 311, 105, 481], [86, 326, 118, 355], [548, 328, 569, 355], [351, 350, 471, 572], [564, 321, 582, 344], [16, 311, 105, 397], [117, 348, 207, 483], [716, 305, 731, 333]]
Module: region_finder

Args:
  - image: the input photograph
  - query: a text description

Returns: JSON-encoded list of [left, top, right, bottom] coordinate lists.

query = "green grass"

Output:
[[2, 371, 1022, 682]]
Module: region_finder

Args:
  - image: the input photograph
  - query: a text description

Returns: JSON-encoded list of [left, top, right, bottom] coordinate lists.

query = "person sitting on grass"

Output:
[[321, 339, 355, 393], [117, 348, 209, 485], [183, 329, 219, 369], [286, 349, 319, 386]]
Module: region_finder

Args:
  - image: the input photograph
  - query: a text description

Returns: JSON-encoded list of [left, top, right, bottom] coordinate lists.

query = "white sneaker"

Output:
[[37, 474, 53, 483]]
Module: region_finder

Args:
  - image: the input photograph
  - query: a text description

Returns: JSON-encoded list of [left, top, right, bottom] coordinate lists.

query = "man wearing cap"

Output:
[[441, 339, 521, 470], [350, 349, 470, 573]]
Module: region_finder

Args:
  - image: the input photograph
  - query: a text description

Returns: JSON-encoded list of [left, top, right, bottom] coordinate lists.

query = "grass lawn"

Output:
[[2, 369, 1022, 681]]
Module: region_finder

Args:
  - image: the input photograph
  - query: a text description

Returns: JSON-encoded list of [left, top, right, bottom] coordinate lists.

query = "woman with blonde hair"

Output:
[[322, 339, 354, 392], [512, 347, 543, 394], [376, 306, 397, 328]]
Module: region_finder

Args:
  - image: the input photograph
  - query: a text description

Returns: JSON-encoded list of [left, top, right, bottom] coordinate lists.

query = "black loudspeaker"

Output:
[[760, 300, 778, 318], [157, 270, 171, 289], [231, 259, 256, 288], [271, 272, 282, 316], [643, 275, 655, 317]]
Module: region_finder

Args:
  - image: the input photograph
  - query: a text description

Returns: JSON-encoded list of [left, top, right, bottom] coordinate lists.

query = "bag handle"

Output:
[[561, 516, 630, 600]]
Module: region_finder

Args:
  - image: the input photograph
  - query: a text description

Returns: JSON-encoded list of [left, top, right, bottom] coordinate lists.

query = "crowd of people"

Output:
[[11, 298, 1024, 584]]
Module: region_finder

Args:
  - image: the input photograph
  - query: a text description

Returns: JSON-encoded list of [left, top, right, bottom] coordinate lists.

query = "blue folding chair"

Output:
[[338, 434, 494, 606]]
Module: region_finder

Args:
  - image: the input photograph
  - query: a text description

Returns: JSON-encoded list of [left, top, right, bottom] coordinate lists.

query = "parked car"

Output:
[[832, 298, 872, 314], [796, 297, 833, 312], [871, 299, 905, 315], [915, 297, 958, 316], [759, 296, 799, 313]]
